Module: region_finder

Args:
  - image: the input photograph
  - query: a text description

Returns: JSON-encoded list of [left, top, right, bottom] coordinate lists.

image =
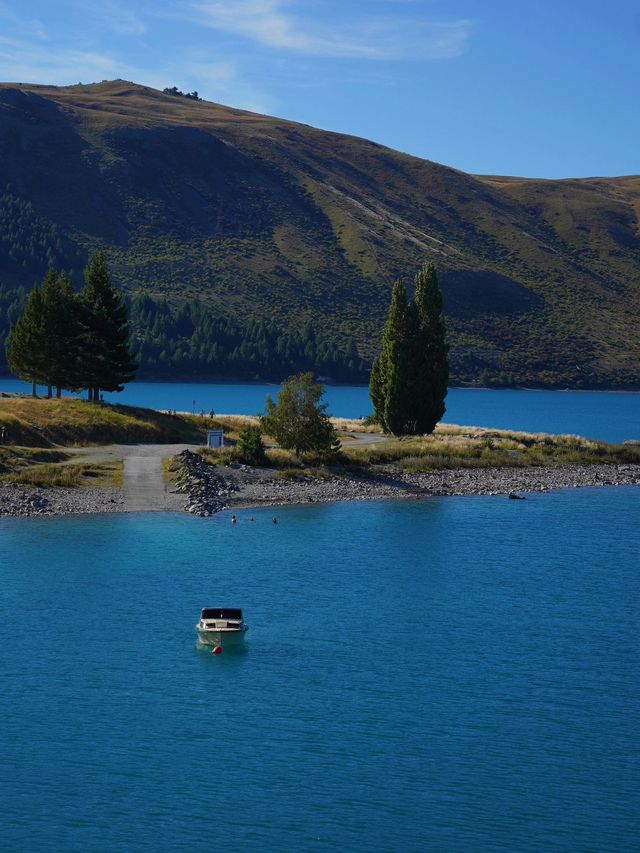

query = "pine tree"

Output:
[[40, 270, 81, 396], [79, 252, 137, 400], [6, 285, 47, 396]]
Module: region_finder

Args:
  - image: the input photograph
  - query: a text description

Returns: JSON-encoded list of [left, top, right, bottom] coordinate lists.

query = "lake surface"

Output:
[[1, 487, 639, 851], [2, 377, 639, 442]]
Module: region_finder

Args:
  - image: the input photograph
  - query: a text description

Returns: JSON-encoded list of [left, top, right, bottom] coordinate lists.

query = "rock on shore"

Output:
[[174, 456, 640, 516], [172, 449, 236, 516], [0, 484, 124, 517], [1, 455, 637, 518]]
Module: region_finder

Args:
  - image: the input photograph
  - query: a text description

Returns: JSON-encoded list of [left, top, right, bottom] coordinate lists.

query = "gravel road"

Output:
[[0, 443, 199, 516], [120, 444, 198, 511]]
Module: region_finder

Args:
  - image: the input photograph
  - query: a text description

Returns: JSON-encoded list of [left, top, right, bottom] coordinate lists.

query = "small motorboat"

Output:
[[195, 608, 248, 647]]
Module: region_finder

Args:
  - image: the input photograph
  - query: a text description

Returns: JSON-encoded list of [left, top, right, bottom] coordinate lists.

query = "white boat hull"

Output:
[[195, 626, 248, 647]]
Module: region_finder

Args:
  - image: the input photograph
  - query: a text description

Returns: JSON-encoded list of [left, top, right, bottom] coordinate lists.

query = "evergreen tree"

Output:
[[40, 270, 81, 396], [261, 372, 339, 457], [369, 280, 415, 434], [369, 263, 448, 435], [412, 261, 449, 433], [79, 252, 137, 400], [6, 285, 47, 396]]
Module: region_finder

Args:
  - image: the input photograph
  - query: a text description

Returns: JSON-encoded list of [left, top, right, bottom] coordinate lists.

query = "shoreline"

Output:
[[221, 463, 640, 513], [1, 462, 639, 518], [3, 379, 640, 395]]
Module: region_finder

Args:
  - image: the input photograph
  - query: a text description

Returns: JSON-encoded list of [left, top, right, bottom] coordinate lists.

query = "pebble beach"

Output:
[[2, 448, 639, 518]]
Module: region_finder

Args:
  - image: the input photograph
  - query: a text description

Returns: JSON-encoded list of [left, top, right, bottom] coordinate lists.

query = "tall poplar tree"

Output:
[[369, 262, 448, 435], [412, 261, 449, 434], [79, 252, 137, 400], [369, 281, 415, 434]]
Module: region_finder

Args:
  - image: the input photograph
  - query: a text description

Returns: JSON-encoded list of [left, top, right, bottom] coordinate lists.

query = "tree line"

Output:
[[130, 296, 367, 383], [1, 286, 367, 386], [3, 252, 448, 433], [6, 252, 137, 399]]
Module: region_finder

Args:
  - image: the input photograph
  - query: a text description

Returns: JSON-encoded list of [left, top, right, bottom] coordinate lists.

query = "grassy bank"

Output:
[[344, 426, 640, 470], [2, 460, 123, 488], [0, 397, 208, 447], [0, 441, 124, 487], [198, 421, 640, 475]]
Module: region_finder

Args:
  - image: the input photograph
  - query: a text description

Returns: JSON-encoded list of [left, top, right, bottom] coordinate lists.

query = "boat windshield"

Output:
[[201, 608, 243, 620]]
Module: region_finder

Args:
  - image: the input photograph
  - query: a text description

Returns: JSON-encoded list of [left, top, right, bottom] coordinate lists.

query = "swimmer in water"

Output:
[[231, 515, 237, 524], [272, 516, 277, 524]]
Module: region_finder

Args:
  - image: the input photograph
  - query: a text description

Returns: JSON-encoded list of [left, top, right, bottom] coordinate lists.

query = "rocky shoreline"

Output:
[[0, 484, 124, 517], [173, 451, 640, 517], [1, 451, 638, 518]]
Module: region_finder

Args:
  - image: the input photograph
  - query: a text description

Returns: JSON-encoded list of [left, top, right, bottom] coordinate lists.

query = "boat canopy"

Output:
[[201, 608, 243, 620]]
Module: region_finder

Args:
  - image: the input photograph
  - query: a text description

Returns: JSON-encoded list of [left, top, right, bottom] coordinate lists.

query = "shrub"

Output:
[[236, 425, 266, 465]]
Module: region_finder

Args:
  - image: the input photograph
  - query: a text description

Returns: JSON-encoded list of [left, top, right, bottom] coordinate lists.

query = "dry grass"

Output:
[[3, 460, 122, 488], [0, 446, 71, 474], [187, 422, 640, 478], [342, 427, 640, 469], [330, 417, 382, 434], [0, 397, 206, 447]]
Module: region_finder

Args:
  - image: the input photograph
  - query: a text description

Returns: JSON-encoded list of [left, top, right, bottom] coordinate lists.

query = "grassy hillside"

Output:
[[0, 80, 638, 387], [0, 397, 206, 446]]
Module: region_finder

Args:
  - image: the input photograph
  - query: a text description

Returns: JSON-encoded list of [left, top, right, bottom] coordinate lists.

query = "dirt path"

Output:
[[343, 430, 390, 447], [66, 443, 199, 512]]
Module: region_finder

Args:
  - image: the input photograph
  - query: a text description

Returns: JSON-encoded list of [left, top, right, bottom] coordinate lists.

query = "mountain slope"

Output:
[[0, 79, 638, 387]]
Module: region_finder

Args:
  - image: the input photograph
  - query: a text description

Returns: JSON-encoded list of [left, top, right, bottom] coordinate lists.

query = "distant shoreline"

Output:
[[2, 377, 639, 395]]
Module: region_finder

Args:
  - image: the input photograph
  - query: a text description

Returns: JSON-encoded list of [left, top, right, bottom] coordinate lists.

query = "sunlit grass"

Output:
[[0, 397, 205, 446], [194, 422, 639, 474], [2, 460, 122, 488]]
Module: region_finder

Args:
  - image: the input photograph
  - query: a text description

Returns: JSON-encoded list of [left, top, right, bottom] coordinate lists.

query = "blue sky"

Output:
[[1, 1, 638, 177]]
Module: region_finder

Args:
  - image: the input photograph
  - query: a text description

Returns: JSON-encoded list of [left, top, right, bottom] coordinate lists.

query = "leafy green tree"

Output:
[[6, 285, 47, 396], [260, 372, 340, 457], [236, 424, 267, 465], [79, 252, 137, 400], [370, 263, 448, 435]]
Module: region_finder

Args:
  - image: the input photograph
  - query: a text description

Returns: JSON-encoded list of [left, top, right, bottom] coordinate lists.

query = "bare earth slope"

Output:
[[0, 80, 638, 387]]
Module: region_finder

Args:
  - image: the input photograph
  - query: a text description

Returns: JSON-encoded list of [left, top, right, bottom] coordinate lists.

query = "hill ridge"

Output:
[[0, 80, 638, 388]]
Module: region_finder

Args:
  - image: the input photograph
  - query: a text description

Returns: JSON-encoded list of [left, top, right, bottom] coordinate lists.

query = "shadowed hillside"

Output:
[[0, 79, 638, 387]]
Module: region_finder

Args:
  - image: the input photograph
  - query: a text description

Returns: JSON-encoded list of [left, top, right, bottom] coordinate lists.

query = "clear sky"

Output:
[[1, 1, 638, 178]]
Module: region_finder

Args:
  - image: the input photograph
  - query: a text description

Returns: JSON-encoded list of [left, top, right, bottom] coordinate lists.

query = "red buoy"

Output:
[[212, 645, 223, 655]]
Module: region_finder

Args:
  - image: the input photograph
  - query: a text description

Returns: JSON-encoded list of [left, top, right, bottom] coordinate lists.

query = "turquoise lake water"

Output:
[[2, 378, 639, 442], [1, 487, 639, 851]]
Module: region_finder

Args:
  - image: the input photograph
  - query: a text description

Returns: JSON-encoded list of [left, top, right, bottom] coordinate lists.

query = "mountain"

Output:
[[0, 79, 638, 387]]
